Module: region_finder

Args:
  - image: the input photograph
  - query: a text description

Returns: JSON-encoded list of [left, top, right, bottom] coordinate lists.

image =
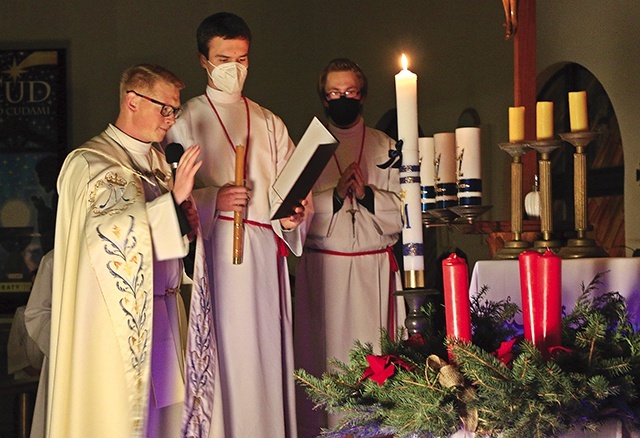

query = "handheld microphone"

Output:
[[165, 142, 184, 178]]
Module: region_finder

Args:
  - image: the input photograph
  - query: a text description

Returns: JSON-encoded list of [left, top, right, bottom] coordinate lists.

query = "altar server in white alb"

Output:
[[23, 249, 53, 438], [48, 64, 218, 438], [294, 58, 404, 436], [164, 12, 310, 438]]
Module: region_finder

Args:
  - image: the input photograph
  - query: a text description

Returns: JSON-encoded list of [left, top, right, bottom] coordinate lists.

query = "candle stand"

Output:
[[494, 142, 532, 259], [557, 131, 608, 258], [528, 140, 564, 252], [421, 210, 442, 226], [394, 288, 440, 337], [422, 205, 492, 227], [425, 208, 458, 224], [448, 205, 492, 223]]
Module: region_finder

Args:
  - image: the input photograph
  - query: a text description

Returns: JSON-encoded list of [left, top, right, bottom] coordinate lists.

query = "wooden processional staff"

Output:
[[233, 145, 246, 264]]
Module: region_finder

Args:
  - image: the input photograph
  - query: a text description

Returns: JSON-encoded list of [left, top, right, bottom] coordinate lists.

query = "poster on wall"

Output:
[[0, 49, 66, 299]]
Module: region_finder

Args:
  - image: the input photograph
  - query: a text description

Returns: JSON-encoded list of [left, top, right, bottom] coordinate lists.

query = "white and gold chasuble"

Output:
[[48, 126, 217, 438]]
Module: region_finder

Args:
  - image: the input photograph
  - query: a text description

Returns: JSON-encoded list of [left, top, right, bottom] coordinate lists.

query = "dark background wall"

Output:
[[2, 1, 640, 259]]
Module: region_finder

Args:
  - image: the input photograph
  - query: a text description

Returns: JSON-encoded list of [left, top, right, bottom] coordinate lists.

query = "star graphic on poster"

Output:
[[2, 51, 58, 82], [2, 59, 27, 81]]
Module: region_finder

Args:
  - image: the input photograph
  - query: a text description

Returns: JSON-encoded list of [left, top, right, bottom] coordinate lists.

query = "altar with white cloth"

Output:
[[468, 257, 640, 330], [445, 256, 640, 437]]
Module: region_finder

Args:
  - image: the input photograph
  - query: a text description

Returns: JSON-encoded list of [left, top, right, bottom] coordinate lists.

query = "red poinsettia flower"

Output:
[[492, 337, 520, 365], [359, 354, 415, 386]]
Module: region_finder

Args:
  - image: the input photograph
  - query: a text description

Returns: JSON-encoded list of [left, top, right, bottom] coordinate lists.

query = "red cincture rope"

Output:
[[218, 215, 289, 257], [306, 245, 399, 339]]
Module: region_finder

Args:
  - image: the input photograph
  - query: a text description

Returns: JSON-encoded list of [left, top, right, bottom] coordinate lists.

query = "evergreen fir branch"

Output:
[[471, 285, 520, 352], [600, 357, 632, 378], [511, 355, 537, 385], [451, 341, 512, 389], [296, 274, 640, 437]]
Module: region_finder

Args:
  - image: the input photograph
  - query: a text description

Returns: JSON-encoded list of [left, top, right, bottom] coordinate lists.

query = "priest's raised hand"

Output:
[[171, 144, 202, 205]]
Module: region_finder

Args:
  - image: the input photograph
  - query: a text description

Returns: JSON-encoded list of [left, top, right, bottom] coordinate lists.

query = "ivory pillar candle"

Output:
[[455, 127, 482, 206], [509, 106, 525, 142], [434, 132, 457, 208], [568, 91, 589, 132], [395, 54, 424, 286], [536, 101, 554, 140], [419, 137, 436, 211]]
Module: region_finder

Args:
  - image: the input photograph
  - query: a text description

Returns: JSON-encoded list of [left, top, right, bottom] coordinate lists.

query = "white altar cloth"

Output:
[[468, 257, 640, 329]]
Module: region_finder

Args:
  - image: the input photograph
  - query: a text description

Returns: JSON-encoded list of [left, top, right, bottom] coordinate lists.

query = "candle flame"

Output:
[[401, 54, 408, 71]]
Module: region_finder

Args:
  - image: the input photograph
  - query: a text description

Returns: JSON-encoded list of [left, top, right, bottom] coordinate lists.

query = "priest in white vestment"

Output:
[[48, 64, 218, 438], [165, 12, 311, 438], [294, 59, 404, 436]]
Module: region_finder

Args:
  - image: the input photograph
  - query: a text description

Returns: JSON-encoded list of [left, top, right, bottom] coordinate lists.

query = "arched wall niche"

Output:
[[537, 62, 625, 256]]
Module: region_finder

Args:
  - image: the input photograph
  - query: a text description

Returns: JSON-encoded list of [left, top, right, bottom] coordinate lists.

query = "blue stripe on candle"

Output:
[[421, 186, 436, 198], [437, 182, 458, 196], [458, 196, 482, 206], [457, 178, 482, 192], [400, 164, 421, 173], [400, 176, 421, 184], [402, 242, 424, 256], [436, 200, 458, 208]]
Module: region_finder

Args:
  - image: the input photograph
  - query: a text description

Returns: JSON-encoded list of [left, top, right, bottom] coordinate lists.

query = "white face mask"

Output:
[[207, 60, 248, 94]]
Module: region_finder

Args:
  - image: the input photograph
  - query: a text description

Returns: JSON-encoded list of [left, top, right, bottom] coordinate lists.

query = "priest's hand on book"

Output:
[[279, 199, 308, 230]]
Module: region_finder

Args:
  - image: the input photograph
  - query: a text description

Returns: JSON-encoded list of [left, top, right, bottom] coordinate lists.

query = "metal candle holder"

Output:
[[557, 131, 608, 258], [528, 139, 564, 252], [494, 142, 532, 259], [422, 205, 492, 228], [394, 288, 440, 336]]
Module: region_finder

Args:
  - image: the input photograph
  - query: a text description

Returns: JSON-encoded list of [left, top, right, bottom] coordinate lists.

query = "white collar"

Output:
[[205, 85, 243, 104], [106, 124, 152, 157]]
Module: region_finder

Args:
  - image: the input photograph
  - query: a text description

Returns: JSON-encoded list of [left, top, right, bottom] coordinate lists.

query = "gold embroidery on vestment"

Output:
[[89, 173, 141, 216]]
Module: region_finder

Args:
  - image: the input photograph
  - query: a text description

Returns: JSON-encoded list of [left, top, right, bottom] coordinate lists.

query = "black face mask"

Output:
[[326, 96, 361, 127]]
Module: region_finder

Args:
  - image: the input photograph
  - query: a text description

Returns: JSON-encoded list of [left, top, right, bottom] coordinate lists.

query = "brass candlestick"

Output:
[[494, 142, 531, 259], [557, 131, 608, 258], [528, 139, 564, 252]]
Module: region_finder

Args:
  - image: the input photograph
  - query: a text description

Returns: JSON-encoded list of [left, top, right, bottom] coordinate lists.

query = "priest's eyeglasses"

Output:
[[325, 89, 360, 100], [127, 90, 183, 118]]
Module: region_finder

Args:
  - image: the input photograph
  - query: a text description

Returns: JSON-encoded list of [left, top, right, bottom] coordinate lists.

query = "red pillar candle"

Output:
[[538, 249, 562, 354], [518, 250, 540, 345], [518, 250, 562, 358], [442, 253, 472, 343]]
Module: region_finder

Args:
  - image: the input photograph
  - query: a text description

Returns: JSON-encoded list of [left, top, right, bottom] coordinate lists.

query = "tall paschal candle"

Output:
[[442, 253, 472, 343], [395, 54, 424, 283]]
